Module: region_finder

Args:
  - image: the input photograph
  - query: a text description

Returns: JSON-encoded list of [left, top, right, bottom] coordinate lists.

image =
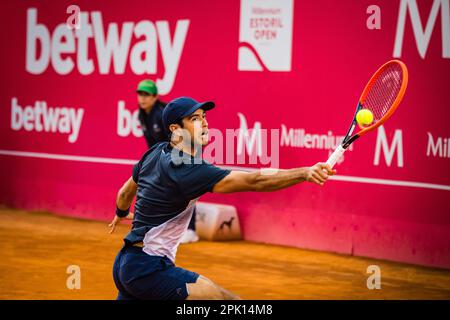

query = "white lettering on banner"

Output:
[[26, 9, 51, 73], [374, 126, 404, 167], [427, 132, 450, 158], [235, 113, 279, 167], [235, 113, 350, 167], [237, 113, 352, 153], [90, 12, 134, 75], [237, 113, 263, 157], [280, 125, 351, 151], [117, 101, 143, 138], [10, 97, 84, 143], [75, 13, 94, 75], [238, 0, 294, 71], [394, 0, 450, 58], [25, 8, 190, 94]]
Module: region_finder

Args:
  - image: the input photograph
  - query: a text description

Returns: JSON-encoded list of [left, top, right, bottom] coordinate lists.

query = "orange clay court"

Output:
[[1, 207, 449, 300]]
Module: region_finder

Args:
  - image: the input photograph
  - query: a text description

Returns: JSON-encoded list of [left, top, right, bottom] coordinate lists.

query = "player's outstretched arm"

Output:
[[212, 163, 336, 194], [116, 176, 138, 209], [108, 176, 137, 233]]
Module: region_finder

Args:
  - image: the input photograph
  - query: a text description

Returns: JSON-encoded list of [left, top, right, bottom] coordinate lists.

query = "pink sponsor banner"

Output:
[[0, 0, 449, 268]]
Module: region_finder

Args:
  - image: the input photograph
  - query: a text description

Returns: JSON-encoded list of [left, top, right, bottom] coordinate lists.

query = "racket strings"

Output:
[[365, 69, 401, 120], [362, 64, 403, 122]]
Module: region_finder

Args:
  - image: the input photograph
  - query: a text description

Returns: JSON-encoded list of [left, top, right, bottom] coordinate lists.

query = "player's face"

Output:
[[137, 92, 158, 111], [182, 109, 209, 147]]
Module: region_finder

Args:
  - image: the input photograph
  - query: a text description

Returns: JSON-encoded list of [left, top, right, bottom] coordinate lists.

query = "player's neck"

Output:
[[142, 105, 153, 114], [170, 142, 200, 157]]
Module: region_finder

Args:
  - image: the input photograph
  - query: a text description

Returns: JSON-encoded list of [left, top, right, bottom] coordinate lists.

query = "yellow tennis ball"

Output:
[[356, 109, 373, 126]]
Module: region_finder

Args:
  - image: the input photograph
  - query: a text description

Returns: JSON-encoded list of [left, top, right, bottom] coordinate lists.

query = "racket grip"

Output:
[[326, 145, 346, 168]]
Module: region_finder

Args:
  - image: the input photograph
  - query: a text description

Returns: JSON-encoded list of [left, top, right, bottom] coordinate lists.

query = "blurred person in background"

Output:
[[136, 79, 167, 149]]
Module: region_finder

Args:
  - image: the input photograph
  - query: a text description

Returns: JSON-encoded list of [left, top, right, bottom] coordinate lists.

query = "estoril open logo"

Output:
[[238, 0, 294, 71]]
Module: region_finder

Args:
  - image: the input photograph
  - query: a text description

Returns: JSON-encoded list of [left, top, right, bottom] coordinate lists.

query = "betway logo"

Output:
[[26, 8, 189, 94]]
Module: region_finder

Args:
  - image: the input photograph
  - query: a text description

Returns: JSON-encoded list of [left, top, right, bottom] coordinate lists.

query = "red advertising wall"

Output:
[[1, 0, 449, 268]]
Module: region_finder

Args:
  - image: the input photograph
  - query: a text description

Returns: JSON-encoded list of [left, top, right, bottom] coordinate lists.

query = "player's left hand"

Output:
[[108, 212, 134, 234], [108, 215, 121, 234]]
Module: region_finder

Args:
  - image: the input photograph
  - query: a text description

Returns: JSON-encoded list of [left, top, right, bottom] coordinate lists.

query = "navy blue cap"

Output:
[[163, 97, 215, 130]]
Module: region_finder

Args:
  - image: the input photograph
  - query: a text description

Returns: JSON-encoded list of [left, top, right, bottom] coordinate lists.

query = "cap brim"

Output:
[[136, 89, 157, 95], [181, 101, 215, 118], [197, 101, 215, 111]]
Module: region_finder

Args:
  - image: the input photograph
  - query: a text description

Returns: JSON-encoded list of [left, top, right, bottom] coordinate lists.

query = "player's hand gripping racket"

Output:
[[326, 59, 408, 168]]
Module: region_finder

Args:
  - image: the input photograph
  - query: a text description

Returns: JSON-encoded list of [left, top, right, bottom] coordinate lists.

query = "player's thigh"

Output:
[[186, 275, 240, 300]]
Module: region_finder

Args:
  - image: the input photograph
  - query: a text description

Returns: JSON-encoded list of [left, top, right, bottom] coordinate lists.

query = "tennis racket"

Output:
[[326, 59, 409, 168]]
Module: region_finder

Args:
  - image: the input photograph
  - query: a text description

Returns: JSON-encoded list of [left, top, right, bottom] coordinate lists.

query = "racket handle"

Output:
[[326, 144, 346, 168]]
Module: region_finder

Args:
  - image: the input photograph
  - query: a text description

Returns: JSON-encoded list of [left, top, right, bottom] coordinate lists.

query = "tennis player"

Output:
[[109, 96, 336, 300], [133, 79, 200, 243]]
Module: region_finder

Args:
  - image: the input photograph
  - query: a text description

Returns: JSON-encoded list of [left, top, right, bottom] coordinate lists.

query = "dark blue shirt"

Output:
[[138, 100, 167, 148], [124, 142, 231, 257]]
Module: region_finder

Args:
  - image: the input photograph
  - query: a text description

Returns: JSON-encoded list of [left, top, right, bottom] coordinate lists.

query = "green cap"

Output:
[[136, 79, 158, 95]]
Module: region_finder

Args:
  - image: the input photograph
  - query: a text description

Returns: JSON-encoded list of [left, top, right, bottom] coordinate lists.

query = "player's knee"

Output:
[[187, 276, 239, 300], [220, 288, 241, 300], [186, 276, 221, 299]]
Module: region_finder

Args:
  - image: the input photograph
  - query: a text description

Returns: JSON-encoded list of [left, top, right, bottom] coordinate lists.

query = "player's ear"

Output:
[[169, 123, 179, 133], [169, 124, 183, 143]]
